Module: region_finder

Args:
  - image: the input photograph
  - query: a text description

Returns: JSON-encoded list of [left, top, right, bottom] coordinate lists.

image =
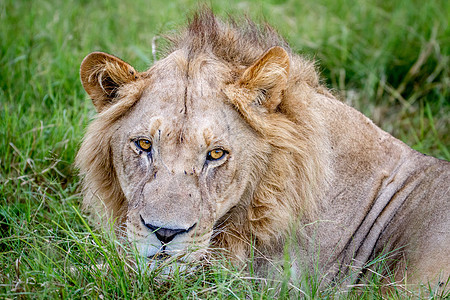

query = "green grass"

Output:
[[0, 0, 448, 298]]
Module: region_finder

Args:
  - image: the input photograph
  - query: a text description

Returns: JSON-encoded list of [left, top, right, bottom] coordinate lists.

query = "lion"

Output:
[[76, 10, 450, 292]]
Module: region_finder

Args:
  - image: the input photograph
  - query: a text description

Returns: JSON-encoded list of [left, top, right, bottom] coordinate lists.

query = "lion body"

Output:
[[299, 97, 450, 287], [77, 10, 450, 290]]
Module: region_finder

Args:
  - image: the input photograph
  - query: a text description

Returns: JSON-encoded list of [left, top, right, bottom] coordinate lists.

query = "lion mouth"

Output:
[[147, 243, 176, 260], [148, 252, 171, 260]]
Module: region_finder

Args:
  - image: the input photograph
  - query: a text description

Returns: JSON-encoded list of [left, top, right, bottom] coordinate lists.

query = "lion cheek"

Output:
[[212, 171, 250, 220]]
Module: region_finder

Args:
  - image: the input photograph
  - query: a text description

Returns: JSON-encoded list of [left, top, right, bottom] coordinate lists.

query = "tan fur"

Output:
[[76, 10, 449, 291]]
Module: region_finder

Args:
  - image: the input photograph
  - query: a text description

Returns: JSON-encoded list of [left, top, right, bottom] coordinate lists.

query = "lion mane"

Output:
[[76, 9, 449, 290], [77, 11, 331, 253]]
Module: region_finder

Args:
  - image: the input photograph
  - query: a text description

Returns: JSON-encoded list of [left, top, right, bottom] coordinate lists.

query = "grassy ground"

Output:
[[0, 0, 448, 298]]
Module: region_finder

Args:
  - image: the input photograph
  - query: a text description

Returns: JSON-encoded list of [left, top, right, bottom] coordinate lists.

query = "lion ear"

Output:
[[237, 46, 290, 112], [80, 52, 139, 112]]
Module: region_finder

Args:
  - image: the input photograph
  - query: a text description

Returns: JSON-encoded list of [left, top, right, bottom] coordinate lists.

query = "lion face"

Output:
[[112, 62, 262, 259], [77, 22, 294, 260], [76, 46, 291, 260]]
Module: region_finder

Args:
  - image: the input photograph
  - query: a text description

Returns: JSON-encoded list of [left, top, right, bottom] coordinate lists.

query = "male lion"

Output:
[[76, 10, 449, 291]]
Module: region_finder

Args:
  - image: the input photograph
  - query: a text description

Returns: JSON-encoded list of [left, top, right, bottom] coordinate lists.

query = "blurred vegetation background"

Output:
[[0, 0, 448, 298]]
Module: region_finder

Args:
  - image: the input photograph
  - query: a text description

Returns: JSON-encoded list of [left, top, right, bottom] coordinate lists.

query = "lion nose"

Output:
[[140, 216, 196, 244]]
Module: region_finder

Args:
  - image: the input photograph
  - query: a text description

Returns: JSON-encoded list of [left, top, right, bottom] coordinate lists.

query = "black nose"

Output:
[[140, 216, 196, 244]]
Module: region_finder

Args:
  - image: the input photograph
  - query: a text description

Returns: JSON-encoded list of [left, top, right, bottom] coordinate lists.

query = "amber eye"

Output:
[[135, 139, 152, 152], [207, 149, 226, 161]]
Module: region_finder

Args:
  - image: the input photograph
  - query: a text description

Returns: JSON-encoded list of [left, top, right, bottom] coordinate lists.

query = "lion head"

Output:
[[76, 11, 331, 262]]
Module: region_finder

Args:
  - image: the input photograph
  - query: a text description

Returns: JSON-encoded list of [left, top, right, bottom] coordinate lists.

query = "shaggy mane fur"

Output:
[[76, 80, 145, 225], [167, 10, 289, 65], [77, 9, 331, 259]]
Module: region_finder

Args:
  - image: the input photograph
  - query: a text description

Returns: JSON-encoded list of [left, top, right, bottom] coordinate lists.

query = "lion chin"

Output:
[[126, 217, 210, 262], [76, 9, 450, 292]]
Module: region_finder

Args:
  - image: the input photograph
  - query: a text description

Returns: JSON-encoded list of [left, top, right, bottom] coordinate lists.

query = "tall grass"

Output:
[[1, 0, 448, 298]]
